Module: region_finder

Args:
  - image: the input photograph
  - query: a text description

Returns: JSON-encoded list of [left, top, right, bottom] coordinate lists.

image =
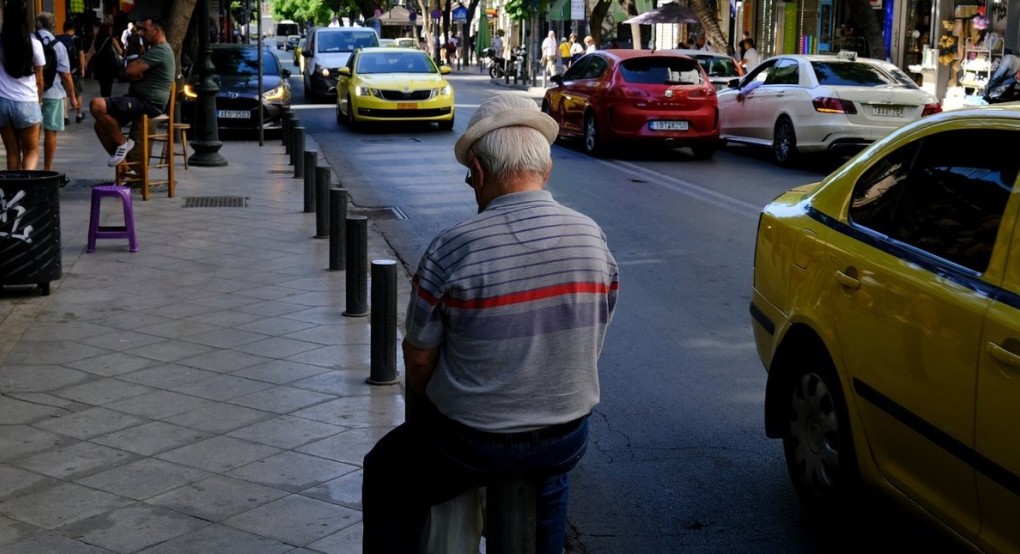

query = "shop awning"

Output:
[[547, 0, 571, 21]]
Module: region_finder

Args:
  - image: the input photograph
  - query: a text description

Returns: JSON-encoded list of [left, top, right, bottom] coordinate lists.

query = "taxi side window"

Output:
[[849, 129, 1017, 273], [765, 59, 798, 85], [741, 59, 776, 87]]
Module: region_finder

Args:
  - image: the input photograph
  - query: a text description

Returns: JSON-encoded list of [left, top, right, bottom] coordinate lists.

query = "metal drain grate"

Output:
[[183, 196, 248, 208], [350, 206, 406, 220], [360, 138, 421, 144]]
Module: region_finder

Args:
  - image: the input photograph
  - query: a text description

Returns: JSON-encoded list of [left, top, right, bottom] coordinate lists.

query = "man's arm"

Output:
[[59, 71, 78, 110], [402, 339, 439, 395], [122, 58, 149, 81]]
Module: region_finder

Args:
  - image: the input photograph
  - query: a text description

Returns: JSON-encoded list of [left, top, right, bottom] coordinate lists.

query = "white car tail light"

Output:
[[812, 97, 857, 114]]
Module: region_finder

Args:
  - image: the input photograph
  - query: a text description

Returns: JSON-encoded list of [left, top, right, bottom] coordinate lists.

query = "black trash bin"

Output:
[[0, 170, 63, 296]]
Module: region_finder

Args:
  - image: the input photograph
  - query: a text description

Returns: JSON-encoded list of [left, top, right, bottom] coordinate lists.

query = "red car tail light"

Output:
[[812, 97, 857, 114], [608, 86, 650, 98], [922, 102, 942, 116]]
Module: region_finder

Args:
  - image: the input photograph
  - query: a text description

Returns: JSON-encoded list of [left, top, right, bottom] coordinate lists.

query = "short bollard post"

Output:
[[328, 187, 348, 270], [292, 128, 306, 176], [343, 216, 369, 317], [302, 150, 317, 204], [315, 167, 331, 238], [487, 479, 538, 554], [282, 112, 293, 154], [367, 260, 400, 385]]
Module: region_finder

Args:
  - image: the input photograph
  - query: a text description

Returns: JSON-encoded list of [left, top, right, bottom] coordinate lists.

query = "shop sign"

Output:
[[453, 6, 468, 22], [570, 0, 585, 20]]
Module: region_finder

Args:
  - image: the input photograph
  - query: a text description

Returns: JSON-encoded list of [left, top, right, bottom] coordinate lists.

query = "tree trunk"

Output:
[[164, 0, 200, 77], [617, 0, 642, 48], [846, 0, 886, 59], [689, 0, 729, 51], [589, 0, 611, 45]]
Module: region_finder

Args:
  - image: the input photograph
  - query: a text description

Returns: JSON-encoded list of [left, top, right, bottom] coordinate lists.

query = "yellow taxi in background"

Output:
[[335, 47, 454, 131], [751, 104, 1020, 551]]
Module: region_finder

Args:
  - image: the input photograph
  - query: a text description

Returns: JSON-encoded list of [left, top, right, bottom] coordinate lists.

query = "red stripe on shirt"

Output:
[[442, 281, 618, 310]]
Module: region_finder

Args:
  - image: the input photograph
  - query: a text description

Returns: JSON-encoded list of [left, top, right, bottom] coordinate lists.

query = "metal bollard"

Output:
[[367, 259, 399, 385], [315, 167, 331, 238], [292, 127, 305, 175], [343, 216, 369, 317], [328, 187, 348, 270], [282, 112, 293, 154], [486, 479, 538, 554], [302, 150, 317, 202]]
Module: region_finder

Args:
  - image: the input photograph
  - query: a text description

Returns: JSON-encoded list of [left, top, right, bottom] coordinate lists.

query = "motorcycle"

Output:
[[482, 47, 509, 79], [984, 74, 1020, 104]]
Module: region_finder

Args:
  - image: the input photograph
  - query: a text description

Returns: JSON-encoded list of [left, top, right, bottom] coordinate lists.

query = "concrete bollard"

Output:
[[315, 167, 331, 239], [328, 187, 348, 270], [367, 259, 400, 385], [343, 216, 369, 317], [486, 479, 538, 554], [292, 128, 306, 177]]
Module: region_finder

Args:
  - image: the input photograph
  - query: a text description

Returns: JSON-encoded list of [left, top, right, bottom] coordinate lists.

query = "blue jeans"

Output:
[[362, 399, 589, 554]]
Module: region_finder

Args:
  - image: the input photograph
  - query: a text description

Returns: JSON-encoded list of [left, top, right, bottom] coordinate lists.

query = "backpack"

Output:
[[55, 34, 79, 73], [34, 32, 58, 91]]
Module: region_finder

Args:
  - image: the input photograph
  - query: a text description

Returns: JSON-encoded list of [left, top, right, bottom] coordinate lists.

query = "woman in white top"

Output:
[[0, 0, 45, 170], [584, 35, 596, 54]]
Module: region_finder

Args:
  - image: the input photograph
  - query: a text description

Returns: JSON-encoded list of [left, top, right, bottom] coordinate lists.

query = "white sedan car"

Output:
[[718, 53, 942, 164]]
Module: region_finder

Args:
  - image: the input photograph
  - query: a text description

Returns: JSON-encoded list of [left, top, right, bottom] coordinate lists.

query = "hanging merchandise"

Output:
[[70, 0, 85, 14], [120, 0, 134, 14]]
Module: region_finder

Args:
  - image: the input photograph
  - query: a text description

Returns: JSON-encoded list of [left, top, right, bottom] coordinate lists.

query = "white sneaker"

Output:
[[107, 139, 135, 167]]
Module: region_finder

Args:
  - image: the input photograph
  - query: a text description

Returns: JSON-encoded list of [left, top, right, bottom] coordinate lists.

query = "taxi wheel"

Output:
[[346, 97, 360, 132], [438, 116, 454, 131], [583, 112, 605, 157], [335, 104, 343, 125], [773, 118, 798, 165], [782, 357, 859, 510]]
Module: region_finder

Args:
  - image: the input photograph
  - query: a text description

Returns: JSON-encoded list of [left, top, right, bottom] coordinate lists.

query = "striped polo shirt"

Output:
[[405, 190, 620, 432]]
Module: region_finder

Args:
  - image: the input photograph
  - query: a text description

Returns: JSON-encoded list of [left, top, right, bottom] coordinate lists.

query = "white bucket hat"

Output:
[[454, 95, 559, 167]]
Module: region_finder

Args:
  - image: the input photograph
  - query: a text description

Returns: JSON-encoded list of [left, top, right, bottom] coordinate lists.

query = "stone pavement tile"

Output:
[[170, 374, 274, 402], [183, 310, 267, 329], [187, 292, 265, 310], [290, 369, 381, 397], [0, 515, 39, 547], [300, 469, 363, 510], [236, 316, 317, 337], [234, 273, 303, 287], [155, 436, 282, 473], [177, 327, 269, 349], [16, 321, 119, 342], [306, 524, 363, 554], [137, 524, 293, 554], [0, 481, 131, 529], [0, 426, 66, 463], [105, 390, 213, 420], [145, 475, 288, 522], [84, 311, 172, 333], [175, 349, 271, 373], [32, 406, 147, 440], [78, 330, 168, 352], [0, 531, 115, 553], [92, 421, 211, 456], [234, 337, 323, 359], [163, 403, 273, 434], [277, 276, 335, 293], [14, 441, 139, 480], [229, 386, 336, 414], [0, 466, 53, 500], [285, 344, 372, 370], [117, 364, 219, 389], [226, 451, 358, 493], [277, 292, 335, 308], [281, 307, 353, 325], [0, 396, 67, 425], [4, 341, 111, 365], [64, 351, 160, 377], [76, 458, 212, 500], [201, 278, 263, 294], [231, 359, 331, 385], [133, 319, 220, 340], [282, 324, 372, 346], [136, 302, 219, 322], [123, 340, 217, 364], [0, 365, 94, 394], [51, 378, 157, 406], [222, 494, 361, 547], [235, 300, 309, 318], [227, 415, 345, 450], [56, 503, 210, 553], [297, 427, 391, 466]]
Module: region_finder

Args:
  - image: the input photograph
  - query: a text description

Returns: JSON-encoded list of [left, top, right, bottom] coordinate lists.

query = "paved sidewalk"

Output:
[[0, 88, 408, 553]]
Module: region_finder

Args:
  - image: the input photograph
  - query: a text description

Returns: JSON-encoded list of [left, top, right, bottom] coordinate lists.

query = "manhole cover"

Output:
[[350, 207, 406, 220], [183, 196, 248, 208]]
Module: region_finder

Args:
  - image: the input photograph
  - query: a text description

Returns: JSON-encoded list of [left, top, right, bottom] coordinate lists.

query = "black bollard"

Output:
[[343, 216, 369, 317], [282, 112, 293, 154], [315, 167, 331, 238], [292, 128, 305, 176], [367, 259, 400, 385], [302, 150, 317, 201], [328, 187, 348, 270], [487, 478, 538, 554]]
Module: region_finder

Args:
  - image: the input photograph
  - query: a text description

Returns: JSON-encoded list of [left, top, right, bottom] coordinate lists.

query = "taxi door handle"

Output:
[[987, 341, 1020, 368], [835, 270, 860, 290]]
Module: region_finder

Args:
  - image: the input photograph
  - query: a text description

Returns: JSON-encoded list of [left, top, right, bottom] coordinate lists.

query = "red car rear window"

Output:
[[620, 57, 703, 85]]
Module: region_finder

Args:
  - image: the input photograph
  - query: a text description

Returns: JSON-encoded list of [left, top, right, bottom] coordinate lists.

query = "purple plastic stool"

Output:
[[87, 184, 137, 253]]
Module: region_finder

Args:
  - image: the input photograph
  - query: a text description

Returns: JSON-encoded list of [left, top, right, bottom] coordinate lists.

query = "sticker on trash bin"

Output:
[[0, 188, 33, 243]]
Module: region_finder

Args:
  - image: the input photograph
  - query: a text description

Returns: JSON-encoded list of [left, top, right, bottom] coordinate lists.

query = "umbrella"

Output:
[[623, 2, 699, 24], [475, 12, 491, 57]]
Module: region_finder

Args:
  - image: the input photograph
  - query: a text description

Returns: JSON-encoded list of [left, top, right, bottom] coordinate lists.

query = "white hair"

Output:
[[466, 95, 552, 183]]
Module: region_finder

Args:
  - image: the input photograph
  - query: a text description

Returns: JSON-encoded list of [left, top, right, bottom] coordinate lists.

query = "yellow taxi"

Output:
[[335, 47, 454, 131], [751, 104, 1020, 551]]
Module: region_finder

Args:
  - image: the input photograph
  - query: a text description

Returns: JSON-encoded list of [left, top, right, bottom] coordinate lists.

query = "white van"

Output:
[[302, 27, 379, 102], [275, 20, 300, 49]]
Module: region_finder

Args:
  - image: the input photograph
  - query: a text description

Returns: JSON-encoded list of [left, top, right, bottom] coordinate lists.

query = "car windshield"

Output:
[[693, 55, 740, 77], [318, 31, 379, 53], [812, 61, 901, 86], [620, 57, 703, 85], [211, 48, 279, 76], [358, 52, 435, 74]]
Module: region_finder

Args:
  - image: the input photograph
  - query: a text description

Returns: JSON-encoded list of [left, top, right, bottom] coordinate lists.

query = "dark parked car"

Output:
[[179, 44, 292, 131]]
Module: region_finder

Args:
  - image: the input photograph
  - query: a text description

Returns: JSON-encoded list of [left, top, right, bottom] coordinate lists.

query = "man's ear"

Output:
[[469, 157, 485, 189]]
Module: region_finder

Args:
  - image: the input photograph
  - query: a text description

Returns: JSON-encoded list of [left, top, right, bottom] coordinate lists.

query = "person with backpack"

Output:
[[0, 0, 45, 170], [84, 23, 123, 98], [57, 21, 86, 124], [35, 12, 79, 173]]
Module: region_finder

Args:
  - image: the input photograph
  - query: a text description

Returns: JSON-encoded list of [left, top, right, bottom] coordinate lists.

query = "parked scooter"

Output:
[[984, 74, 1020, 104], [482, 47, 509, 79]]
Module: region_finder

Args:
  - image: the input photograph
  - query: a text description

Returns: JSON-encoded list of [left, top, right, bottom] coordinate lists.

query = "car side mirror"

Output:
[[728, 78, 740, 89], [281, 68, 291, 78], [338, 67, 352, 76], [440, 66, 452, 74], [551, 74, 564, 85]]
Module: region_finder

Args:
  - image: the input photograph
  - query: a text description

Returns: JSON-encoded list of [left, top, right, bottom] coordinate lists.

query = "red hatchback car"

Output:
[[542, 49, 720, 158]]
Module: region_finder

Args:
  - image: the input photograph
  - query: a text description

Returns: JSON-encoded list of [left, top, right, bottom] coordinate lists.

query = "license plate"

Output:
[[871, 106, 904, 117], [397, 103, 417, 110], [650, 120, 689, 131], [217, 110, 250, 119]]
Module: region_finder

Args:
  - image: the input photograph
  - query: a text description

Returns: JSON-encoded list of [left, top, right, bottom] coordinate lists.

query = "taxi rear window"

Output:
[[620, 57, 703, 85], [812, 61, 898, 87]]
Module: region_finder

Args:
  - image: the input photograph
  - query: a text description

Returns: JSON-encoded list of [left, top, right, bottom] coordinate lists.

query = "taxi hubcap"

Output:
[[790, 372, 840, 491]]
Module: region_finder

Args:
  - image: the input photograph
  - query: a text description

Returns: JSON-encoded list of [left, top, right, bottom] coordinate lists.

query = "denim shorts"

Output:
[[0, 97, 42, 129]]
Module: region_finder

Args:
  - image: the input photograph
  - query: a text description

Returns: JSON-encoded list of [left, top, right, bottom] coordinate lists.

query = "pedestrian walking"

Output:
[[56, 21, 86, 124], [85, 23, 123, 98], [0, 0, 45, 170], [541, 30, 558, 75], [559, 37, 571, 70], [35, 12, 79, 174], [362, 93, 620, 554], [584, 35, 597, 54], [569, 33, 583, 65]]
